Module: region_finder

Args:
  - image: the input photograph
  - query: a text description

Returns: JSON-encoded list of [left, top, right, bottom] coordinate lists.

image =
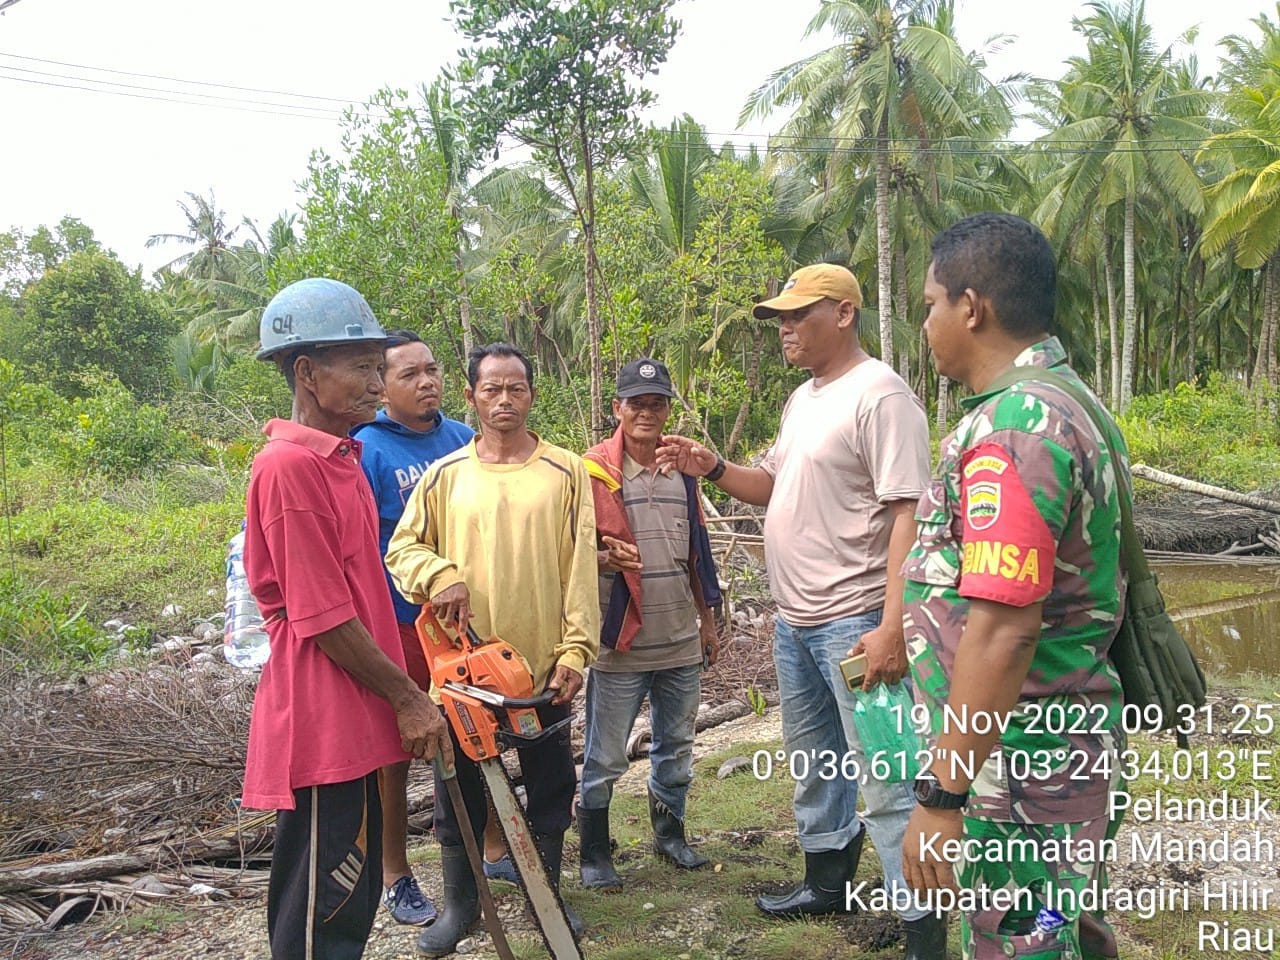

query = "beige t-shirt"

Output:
[[761, 358, 930, 626]]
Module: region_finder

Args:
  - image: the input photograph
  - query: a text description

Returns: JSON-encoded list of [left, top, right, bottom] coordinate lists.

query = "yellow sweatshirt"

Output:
[[386, 434, 600, 689]]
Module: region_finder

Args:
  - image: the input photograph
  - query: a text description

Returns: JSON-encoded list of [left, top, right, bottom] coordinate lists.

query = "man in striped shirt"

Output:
[[578, 358, 723, 889]]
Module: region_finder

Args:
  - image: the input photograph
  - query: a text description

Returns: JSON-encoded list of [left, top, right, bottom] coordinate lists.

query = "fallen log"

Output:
[[626, 699, 753, 759], [0, 854, 146, 894], [1131, 465, 1280, 514], [0, 831, 272, 896]]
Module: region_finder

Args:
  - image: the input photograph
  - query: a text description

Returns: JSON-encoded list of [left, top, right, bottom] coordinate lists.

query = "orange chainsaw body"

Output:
[[415, 604, 544, 762]]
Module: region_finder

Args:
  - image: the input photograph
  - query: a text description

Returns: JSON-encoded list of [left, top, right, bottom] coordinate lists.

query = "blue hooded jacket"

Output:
[[352, 409, 474, 623]]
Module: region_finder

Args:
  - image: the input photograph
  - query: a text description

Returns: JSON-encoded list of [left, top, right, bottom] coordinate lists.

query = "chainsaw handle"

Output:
[[501, 689, 556, 710]]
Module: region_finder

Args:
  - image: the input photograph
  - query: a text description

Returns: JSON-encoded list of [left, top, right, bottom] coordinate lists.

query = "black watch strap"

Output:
[[914, 774, 968, 810], [705, 455, 726, 483]]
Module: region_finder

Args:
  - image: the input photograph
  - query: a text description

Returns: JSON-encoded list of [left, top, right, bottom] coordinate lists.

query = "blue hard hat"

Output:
[[257, 278, 387, 361]]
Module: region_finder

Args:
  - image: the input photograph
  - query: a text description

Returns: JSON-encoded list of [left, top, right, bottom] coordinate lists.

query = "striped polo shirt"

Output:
[[595, 453, 701, 673]]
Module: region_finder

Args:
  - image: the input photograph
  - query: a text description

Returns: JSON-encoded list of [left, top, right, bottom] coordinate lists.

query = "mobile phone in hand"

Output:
[[838, 653, 868, 692]]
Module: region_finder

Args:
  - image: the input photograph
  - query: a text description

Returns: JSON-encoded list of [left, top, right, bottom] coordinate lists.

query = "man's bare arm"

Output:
[[852, 500, 918, 688], [313, 617, 453, 765], [656, 435, 774, 506]]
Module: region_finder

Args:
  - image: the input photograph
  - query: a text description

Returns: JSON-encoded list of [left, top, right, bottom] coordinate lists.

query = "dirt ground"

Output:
[[7, 710, 786, 960]]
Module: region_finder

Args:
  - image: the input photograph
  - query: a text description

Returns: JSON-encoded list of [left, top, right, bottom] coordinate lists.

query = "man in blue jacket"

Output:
[[352, 330, 474, 924]]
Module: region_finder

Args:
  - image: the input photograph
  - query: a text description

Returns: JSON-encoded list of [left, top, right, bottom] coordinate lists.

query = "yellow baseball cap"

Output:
[[752, 263, 864, 319]]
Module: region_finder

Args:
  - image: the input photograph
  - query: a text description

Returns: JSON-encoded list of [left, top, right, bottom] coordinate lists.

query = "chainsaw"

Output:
[[416, 604, 584, 960]]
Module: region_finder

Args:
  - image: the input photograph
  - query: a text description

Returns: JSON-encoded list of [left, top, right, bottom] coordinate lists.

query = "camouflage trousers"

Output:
[[958, 809, 1124, 960]]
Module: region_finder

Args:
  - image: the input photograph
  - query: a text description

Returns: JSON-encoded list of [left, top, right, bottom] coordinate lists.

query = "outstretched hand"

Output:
[[655, 435, 718, 477]]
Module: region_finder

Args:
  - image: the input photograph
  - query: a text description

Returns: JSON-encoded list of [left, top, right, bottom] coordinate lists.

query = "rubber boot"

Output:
[[648, 789, 709, 870], [755, 827, 865, 919], [532, 831, 586, 939], [577, 804, 622, 890], [903, 911, 948, 960], [416, 845, 480, 957]]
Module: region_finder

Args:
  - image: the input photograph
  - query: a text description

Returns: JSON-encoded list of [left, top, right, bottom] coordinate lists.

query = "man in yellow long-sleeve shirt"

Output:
[[386, 342, 598, 956]]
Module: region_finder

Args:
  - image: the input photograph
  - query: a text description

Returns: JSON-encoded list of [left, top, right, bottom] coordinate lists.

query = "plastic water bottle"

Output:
[[851, 682, 923, 782], [224, 523, 269, 670]]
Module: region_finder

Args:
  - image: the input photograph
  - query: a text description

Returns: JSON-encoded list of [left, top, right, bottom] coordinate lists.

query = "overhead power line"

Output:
[[0, 49, 395, 121], [0, 50, 1263, 159], [0, 63, 343, 116], [0, 50, 365, 105], [0, 69, 350, 120]]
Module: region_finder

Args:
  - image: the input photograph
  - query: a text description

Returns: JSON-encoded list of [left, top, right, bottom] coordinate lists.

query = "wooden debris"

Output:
[[1131, 464, 1280, 514]]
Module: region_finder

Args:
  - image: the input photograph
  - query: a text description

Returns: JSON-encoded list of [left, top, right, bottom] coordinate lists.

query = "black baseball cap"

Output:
[[616, 358, 675, 399]]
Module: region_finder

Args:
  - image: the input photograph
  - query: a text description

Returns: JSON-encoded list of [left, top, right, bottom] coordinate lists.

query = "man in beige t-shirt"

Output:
[[658, 264, 940, 960]]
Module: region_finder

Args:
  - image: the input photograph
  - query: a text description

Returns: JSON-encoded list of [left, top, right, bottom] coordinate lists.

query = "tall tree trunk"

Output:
[[874, 134, 894, 367], [453, 222, 474, 359], [1187, 255, 1203, 383], [1143, 306, 1153, 393], [726, 327, 766, 457], [1091, 265, 1104, 393], [1256, 258, 1280, 389], [1269, 261, 1280, 387], [895, 240, 909, 384], [580, 130, 604, 444], [1169, 251, 1183, 389], [1120, 193, 1137, 411], [453, 222, 475, 427], [936, 376, 950, 433], [1102, 240, 1119, 406]]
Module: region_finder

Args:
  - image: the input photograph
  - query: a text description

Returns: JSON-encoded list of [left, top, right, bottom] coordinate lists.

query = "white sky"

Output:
[[0, 0, 1270, 278]]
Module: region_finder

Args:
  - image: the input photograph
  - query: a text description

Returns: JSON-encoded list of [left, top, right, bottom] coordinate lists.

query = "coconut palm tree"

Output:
[[1032, 0, 1210, 409], [1198, 3, 1280, 388], [191, 213, 298, 347], [146, 191, 239, 282], [742, 0, 1009, 368], [422, 79, 480, 359]]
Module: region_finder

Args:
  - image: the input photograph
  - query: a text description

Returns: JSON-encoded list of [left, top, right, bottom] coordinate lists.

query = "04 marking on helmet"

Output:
[[272, 314, 294, 334]]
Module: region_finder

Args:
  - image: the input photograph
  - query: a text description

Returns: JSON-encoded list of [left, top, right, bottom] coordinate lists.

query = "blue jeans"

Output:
[[579, 662, 702, 817], [774, 611, 924, 921]]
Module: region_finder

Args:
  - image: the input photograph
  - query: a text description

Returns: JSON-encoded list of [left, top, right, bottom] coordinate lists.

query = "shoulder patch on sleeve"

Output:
[[958, 441, 1055, 607]]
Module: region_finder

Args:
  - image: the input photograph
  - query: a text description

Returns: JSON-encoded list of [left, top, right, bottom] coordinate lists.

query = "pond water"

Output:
[[1153, 561, 1280, 680]]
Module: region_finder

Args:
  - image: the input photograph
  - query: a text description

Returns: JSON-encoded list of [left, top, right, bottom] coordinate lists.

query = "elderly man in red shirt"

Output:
[[241, 278, 452, 960]]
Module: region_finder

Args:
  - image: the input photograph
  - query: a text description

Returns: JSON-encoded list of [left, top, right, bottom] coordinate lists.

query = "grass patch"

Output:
[[417, 708, 1280, 960], [111, 905, 187, 935], [1124, 908, 1275, 959], [554, 743, 920, 960], [6, 460, 244, 644]]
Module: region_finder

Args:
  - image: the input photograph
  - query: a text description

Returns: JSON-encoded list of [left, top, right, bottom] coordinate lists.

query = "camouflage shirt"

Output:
[[903, 337, 1127, 824]]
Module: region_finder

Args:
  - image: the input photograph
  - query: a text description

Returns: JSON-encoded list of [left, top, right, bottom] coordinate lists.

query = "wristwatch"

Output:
[[705, 455, 727, 483], [913, 773, 968, 810]]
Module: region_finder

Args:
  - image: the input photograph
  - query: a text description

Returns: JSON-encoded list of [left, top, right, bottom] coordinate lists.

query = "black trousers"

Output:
[[267, 773, 382, 960], [433, 700, 575, 847]]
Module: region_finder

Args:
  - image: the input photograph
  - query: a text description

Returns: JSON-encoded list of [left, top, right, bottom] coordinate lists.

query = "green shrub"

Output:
[[6, 462, 244, 635], [0, 363, 202, 478], [212, 351, 293, 429], [44, 375, 203, 477], [0, 574, 120, 667], [1117, 375, 1280, 492]]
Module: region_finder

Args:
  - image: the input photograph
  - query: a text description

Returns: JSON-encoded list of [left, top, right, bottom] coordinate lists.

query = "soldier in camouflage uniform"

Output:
[[900, 214, 1128, 960]]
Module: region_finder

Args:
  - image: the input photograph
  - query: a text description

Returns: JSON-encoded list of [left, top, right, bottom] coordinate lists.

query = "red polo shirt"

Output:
[[240, 418, 409, 811]]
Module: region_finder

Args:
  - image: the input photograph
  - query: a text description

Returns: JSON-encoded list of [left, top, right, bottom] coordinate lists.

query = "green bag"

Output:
[[985, 366, 1208, 743]]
